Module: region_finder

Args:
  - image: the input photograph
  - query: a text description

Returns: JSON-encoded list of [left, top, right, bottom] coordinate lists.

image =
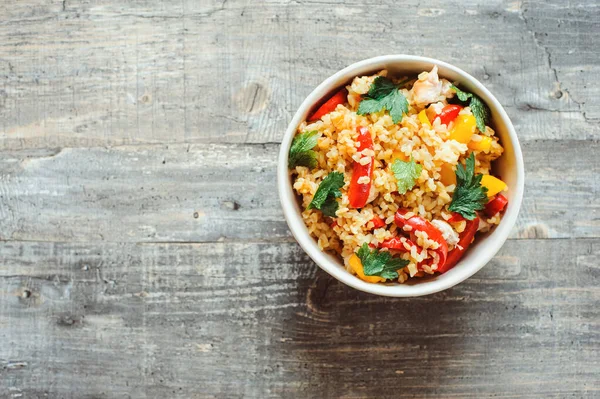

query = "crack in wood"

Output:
[[519, 2, 593, 124]]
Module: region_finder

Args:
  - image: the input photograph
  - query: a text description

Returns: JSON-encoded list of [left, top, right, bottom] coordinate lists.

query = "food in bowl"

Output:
[[288, 67, 510, 284]]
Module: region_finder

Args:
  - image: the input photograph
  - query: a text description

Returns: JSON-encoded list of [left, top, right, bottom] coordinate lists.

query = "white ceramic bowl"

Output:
[[278, 55, 524, 297]]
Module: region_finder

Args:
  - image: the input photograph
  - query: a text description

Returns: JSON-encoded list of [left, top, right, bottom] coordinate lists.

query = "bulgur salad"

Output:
[[288, 67, 510, 284]]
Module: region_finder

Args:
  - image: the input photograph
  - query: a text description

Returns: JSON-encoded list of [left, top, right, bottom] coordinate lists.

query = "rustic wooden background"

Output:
[[0, 0, 598, 398]]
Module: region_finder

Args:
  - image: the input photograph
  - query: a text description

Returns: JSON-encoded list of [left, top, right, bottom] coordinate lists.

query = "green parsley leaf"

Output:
[[365, 75, 397, 98], [448, 153, 489, 220], [356, 98, 384, 115], [391, 156, 423, 194], [451, 84, 472, 102], [356, 243, 409, 280], [450, 85, 491, 133], [469, 96, 490, 133], [308, 171, 345, 216], [289, 131, 320, 169], [319, 197, 339, 218], [357, 76, 409, 124]]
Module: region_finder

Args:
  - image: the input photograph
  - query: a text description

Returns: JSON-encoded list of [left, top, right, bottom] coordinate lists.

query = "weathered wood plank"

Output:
[[0, 0, 597, 150], [522, 0, 600, 121], [0, 143, 288, 243], [0, 1, 598, 398], [0, 140, 598, 243], [1, 239, 599, 398]]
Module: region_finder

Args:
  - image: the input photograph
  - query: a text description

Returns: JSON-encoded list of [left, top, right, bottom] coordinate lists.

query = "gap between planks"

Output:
[[0, 236, 596, 246]]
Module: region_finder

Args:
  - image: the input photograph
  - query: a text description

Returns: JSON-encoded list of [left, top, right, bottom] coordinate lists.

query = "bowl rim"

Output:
[[277, 55, 524, 297]]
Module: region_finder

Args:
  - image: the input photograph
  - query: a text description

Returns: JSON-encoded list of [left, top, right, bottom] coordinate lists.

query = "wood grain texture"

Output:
[[1, 239, 599, 398], [0, 0, 597, 151], [0, 139, 598, 243], [0, 0, 599, 397]]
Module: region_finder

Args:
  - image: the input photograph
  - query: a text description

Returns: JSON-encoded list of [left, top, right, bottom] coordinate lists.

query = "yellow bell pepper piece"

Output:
[[349, 254, 385, 283], [481, 175, 507, 197], [468, 136, 492, 151], [418, 110, 431, 127], [391, 150, 408, 161], [450, 114, 477, 144], [440, 163, 456, 186]]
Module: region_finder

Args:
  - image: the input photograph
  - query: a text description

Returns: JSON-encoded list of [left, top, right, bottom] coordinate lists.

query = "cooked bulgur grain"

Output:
[[289, 67, 507, 284]]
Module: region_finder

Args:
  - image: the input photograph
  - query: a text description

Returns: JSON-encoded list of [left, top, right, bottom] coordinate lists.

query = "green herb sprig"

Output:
[[448, 153, 488, 220], [289, 131, 320, 169], [450, 85, 491, 133], [356, 243, 409, 280], [358, 76, 409, 124], [391, 156, 423, 194], [308, 172, 345, 217]]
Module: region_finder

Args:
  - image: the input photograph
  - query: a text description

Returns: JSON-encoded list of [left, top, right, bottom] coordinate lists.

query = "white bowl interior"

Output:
[[278, 55, 524, 297]]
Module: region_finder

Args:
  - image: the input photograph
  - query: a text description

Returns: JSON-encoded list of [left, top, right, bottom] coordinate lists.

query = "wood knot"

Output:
[[2, 360, 28, 370], [56, 313, 84, 328], [306, 272, 334, 314], [16, 286, 42, 306], [234, 82, 269, 114], [221, 200, 241, 211]]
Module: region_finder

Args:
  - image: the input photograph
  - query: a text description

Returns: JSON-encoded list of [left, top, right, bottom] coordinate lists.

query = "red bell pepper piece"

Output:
[[308, 88, 348, 122], [435, 104, 462, 126], [447, 212, 465, 223], [438, 217, 480, 273], [380, 236, 419, 252], [370, 216, 386, 229], [348, 127, 373, 208], [394, 210, 448, 269], [484, 194, 508, 217]]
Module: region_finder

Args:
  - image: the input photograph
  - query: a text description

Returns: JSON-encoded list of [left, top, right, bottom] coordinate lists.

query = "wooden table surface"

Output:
[[0, 1, 599, 398]]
